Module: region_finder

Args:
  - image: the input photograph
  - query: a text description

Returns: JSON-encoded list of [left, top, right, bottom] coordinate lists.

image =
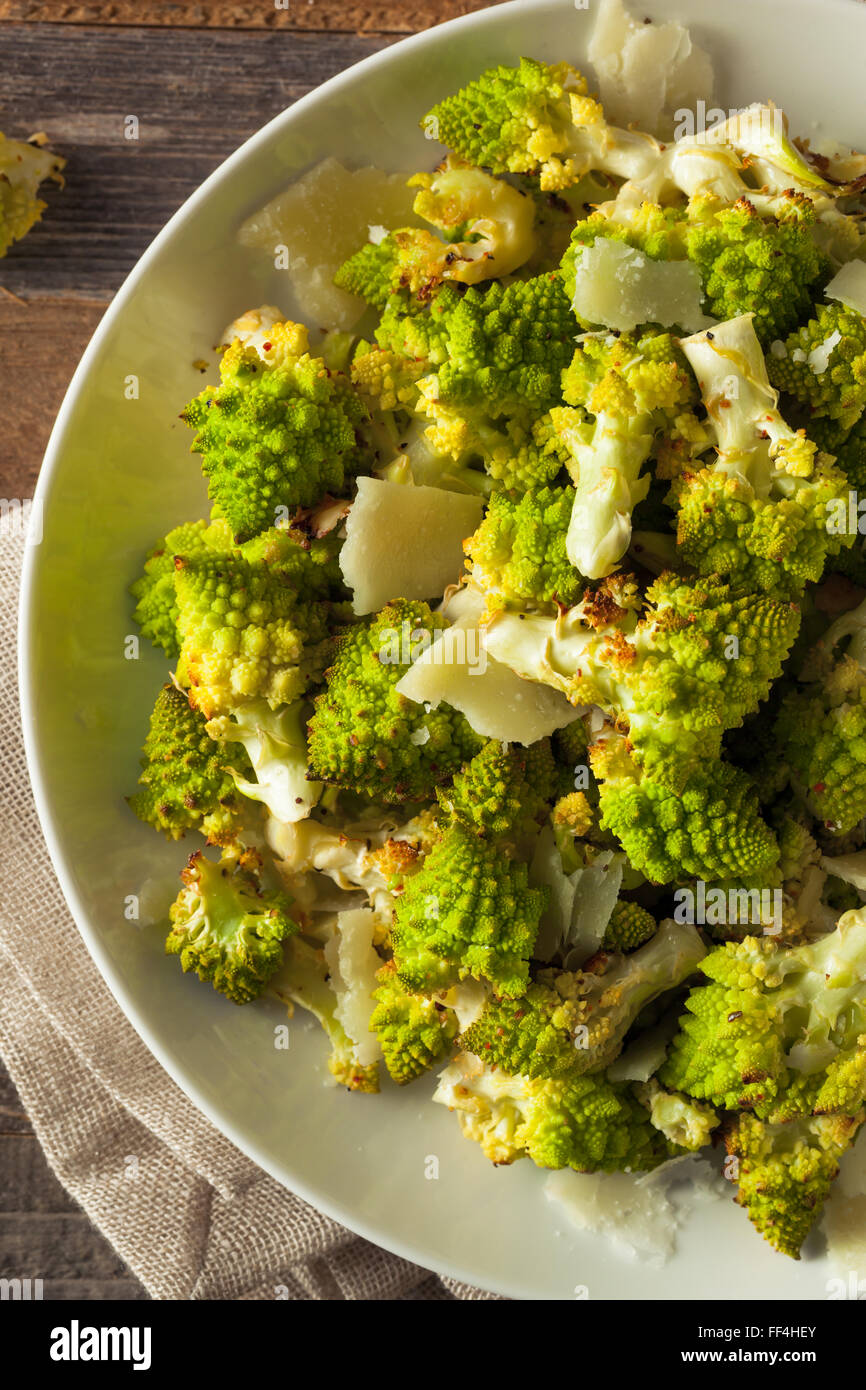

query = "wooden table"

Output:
[[0, 0, 497, 1302]]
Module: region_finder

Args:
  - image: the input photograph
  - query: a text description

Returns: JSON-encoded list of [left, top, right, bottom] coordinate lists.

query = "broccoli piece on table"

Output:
[[0, 130, 64, 257]]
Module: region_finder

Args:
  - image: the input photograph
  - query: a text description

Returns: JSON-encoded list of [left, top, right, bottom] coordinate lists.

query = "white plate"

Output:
[[20, 0, 866, 1300]]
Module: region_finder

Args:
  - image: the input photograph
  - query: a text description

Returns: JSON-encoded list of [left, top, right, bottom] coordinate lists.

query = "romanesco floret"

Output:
[[484, 571, 801, 779], [768, 301, 866, 431], [465, 485, 583, 611], [130, 519, 232, 658], [660, 910, 866, 1116], [307, 600, 484, 803], [773, 598, 866, 834], [592, 736, 780, 886], [174, 548, 333, 720], [434, 1053, 674, 1171], [686, 195, 828, 345], [0, 130, 64, 257], [561, 195, 827, 345], [335, 159, 537, 302], [425, 58, 659, 194], [369, 961, 458, 1084], [437, 739, 554, 843], [462, 918, 705, 1077], [391, 823, 547, 998], [411, 388, 569, 494], [557, 330, 696, 577], [675, 314, 852, 594], [434, 272, 577, 414], [182, 321, 368, 542], [603, 900, 657, 952], [129, 683, 247, 842], [723, 1110, 862, 1259], [373, 282, 465, 369], [166, 848, 296, 1004], [334, 238, 401, 310]]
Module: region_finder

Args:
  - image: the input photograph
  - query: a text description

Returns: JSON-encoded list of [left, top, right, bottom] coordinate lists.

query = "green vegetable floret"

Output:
[[768, 300, 866, 432], [0, 130, 65, 257], [129, 683, 248, 843], [591, 736, 780, 886], [182, 320, 367, 543], [307, 600, 484, 803], [373, 282, 465, 370], [674, 314, 852, 596], [483, 570, 801, 780], [561, 195, 828, 344], [434, 1055, 675, 1172], [425, 58, 658, 194], [465, 485, 583, 611], [434, 272, 577, 414], [556, 330, 697, 578], [390, 742, 554, 997], [723, 1109, 862, 1260], [391, 822, 547, 999], [661, 911, 866, 1116], [436, 738, 556, 841], [174, 546, 334, 720], [369, 961, 458, 1085], [773, 597, 866, 835], [166, 848, 297, 1004], [335, 156, 537, 302], [662, 910, 866, 1255], [561, 195, 828, 347], [461, 918, 705, 1077], [130, 519, 233, 658], [603, 900, 658, 952], [687, 195, 828, 346]]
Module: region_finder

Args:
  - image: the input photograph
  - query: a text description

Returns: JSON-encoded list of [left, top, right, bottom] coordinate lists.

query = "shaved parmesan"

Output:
[[572, 238, 713, 334], [826, 260, 866, 320], [588, 0, 715, 139], [239, 158, 422, 331], [340, 478, 483, 616], [546, 1155, 724, 1264], [324, 908, 382, 1067], [395, 615, 577, 746]]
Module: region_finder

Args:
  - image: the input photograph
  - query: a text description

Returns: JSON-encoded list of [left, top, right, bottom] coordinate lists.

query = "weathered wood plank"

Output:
[[0, 0, 495, 34], [0, 1061, 33, 1135], [1, 1214, 137, 1279], [0, 298, 107, 498], [0, 1135, 90, 1213], [0, 24, 390, 299]]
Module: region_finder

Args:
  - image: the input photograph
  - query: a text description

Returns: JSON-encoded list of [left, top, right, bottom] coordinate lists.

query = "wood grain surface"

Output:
[[0, 0, 472, 1303], [0, 0, 500, 31]]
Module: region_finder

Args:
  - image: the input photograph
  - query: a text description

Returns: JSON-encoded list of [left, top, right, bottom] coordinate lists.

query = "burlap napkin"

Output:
[[0, 528, 495, 1300]]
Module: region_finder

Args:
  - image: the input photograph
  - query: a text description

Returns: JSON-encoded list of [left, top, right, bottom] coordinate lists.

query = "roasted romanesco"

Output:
[[123, 10, 866, 1272]]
